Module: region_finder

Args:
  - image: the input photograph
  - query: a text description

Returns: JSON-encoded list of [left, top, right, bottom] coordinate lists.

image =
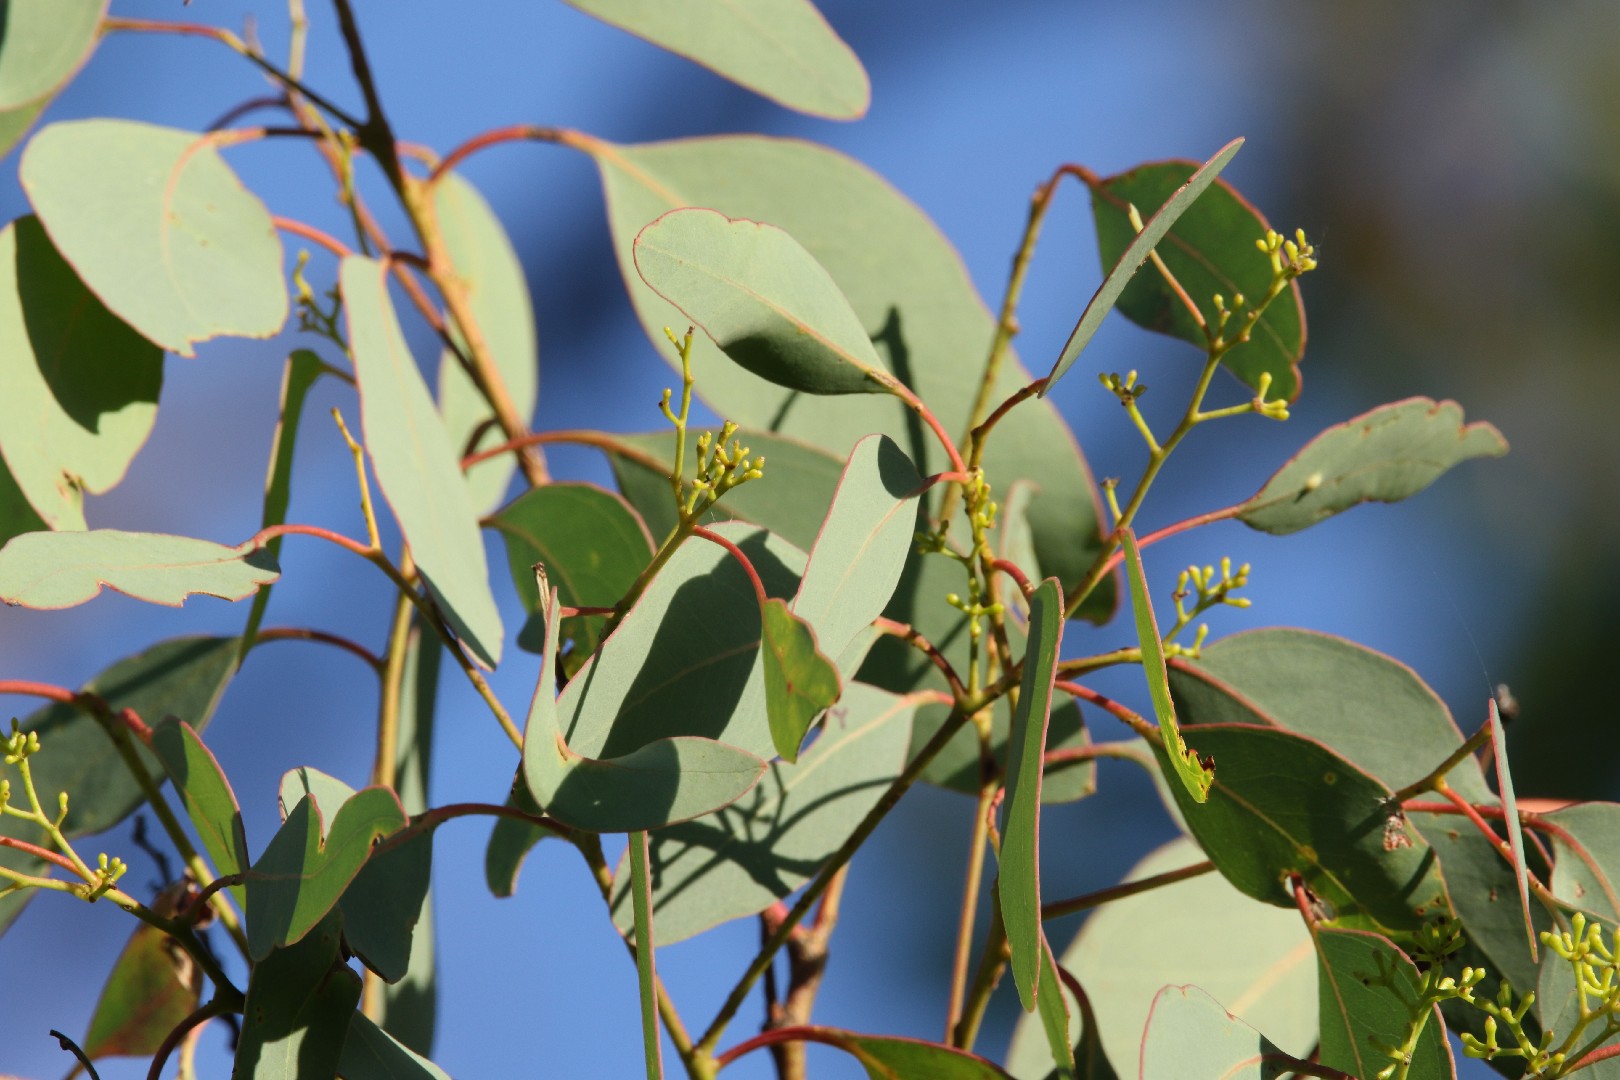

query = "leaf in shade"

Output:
[[0, 1, 106, 110], [21, 119, 287, 355], [1033, 940, 1075, 1079], [1119, 527, 1211, 803], [561, 0, 867, 119], [1167, 627, 1495, 803], [152, 718, 250, 908], [234, 910, 361, 1080], [635, 208, 893, 396], [244, 787, 409, 961], [342, 827, 433, 984], [607, 427, 845, 553], [434, 171, 538, 515], [1238, 398, 1508, 535], [341, 255, 504, 669], [484, 775, 558, 899], [0, 452, 46, 548], [1000, 579, 1064, 1011], [338, 1013, 452, 1080], [1046, 139, 1243, 394], [0, 215, 162, 531], [761, 597, 841, 762], [754, 1027, 1012, 1079], [587, 133, 1113, 619], [1314, 927, 1454, 1080], [522, 572, 766, 833], [0, 529, 278, 609], [1009, 837, 1314, 1080], [1081, 149, 1306, 400], [490, 481, 653, 659], [1139, 985, 1311, 1080], [80, 915, 200, 1059], [608, 683, 918, 943]]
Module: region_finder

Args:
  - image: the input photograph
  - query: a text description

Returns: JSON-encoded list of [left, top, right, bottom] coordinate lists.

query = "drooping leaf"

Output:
[[1046, 139, 1243, 394], [635, 208, 893, 396], [1120, 527, 1211, 803], [608, 683, 919, 943], [234, 910, 362, 1080], [81, 917, 200, 1060], [434, 171, 539, 515], [1167, 627, 1495, 803], [21, 119, 287, 355], [1009, 837, 1314, 1080], [1487, 698, 1535, 961], [1315, 927, 1455, 1080], [152, 718, 250, 908], [1083, 151, 1306, 400], [561, 0, 867, 119], [484, 776, 557, 899], [1033, 941, 1075, 1079], [761, 597, 841, 762], [522, 571, 766, 832], [0, 215, 162, 531], [244, 788, 409, 960], [752, 1027, 1012, 1079], [342, 255, 504, 669], [587, 133, 1113, 619], [242, 350, 326, 652], [1138, 985, 1309, 1080], [338, 1013, 452, 1080], [1238, 398, 1508, 535], [607, 427, 845, 552], [490, 481, 653, 658], [0, 1, 106, 110], [0, 529, 278, 609], [1000, 579, 1064, 1012]]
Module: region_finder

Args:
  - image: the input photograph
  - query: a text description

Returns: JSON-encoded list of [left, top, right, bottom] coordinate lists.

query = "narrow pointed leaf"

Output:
[[152, 718, 250, 907], [1315, 927, 1455, 1080], [1000, 579, 1064, 1011], [1487, 698, 1535, 961], [588, 135, 1113, 618], [244, 788, 409, 960], [1140, 985, 1312, 1080], [434, 171, 538, 514], [753, 1027, 1012, 1079], [1034, 941, 1075, 1079], [628, 830, 663, 1079], [0, 215, 162, 531], [1046, 138, 1242, 393], [22, 120, 287, 355], [1238, 398, 1508, 535], [761, 597, 841, 761], [635, 208, 892, 395], [0, 1, 106, 110], [562, 0, 867, 119], [1120, 527, 1211, 802], [609, 684, 919, 943], [234, 910, 361, 1080], [1081, 147, 1305, 400], [0, 529, 278, 609], [342, 255, 504, 668], [338, 1013, 452, 1080], [81, 918, 200, 1059]]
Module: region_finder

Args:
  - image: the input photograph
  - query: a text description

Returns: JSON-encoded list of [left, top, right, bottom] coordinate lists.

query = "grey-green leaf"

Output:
[[338, 1013, 452, 1080], [635, 208, 892, 396], [1046, 138, 1243, 393], [0, 529, 278, 609], [233, 911, 361, 1080], [561, 0, 868, 119], [0, 1, 106, 110], [22, 119, 287, 355], [342, 255, 504, 669], [152, 717, 251, 908], [1139, 985, 1306, 1080], [1238, 398, 1508, 535], [0, 215, 162, 531]]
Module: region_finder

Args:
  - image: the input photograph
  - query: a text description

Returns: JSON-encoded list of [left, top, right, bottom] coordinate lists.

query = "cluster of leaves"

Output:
[[0, 3, 1613, 1080]]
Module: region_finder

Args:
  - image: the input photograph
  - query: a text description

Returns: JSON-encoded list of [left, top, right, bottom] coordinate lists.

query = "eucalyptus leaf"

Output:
[[1138, 985, 1306, 1080], [0, 215, 162, 531], [761, 597, 841, 762], [22, 119, 287, 355], [0, 529, 278, 609], [0, 451, 46, 547], [234, 910, 361, 1080], [152, 718, 251, 908], [1033, 940, 1075, 1079], [1315, 927, 1455, 1080], [561, 0, 868, 119], [80, 918, 200, 1060], [1238, 398, 1508, 535], [753, 1027, 1012, 1079], [342, 254, 504, 669], [1487, 698, 1536, 961], [338, 1013, 452, 1080], [484, 777, 557, 899], [0, 1, 106, 110]]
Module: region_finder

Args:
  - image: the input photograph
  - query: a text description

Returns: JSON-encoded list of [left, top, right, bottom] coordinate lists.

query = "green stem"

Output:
[[944, 773, 996, 1040], [630, 831, 665, 1080]]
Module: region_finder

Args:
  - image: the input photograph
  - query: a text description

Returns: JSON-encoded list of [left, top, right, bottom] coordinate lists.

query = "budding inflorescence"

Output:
[[1164, 557, 1251, 659], [1258, 227, 1319, 279]]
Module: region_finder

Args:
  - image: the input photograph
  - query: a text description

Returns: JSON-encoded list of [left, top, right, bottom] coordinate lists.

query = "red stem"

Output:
[[0, 835, 79, 875], [881, 380, 968, 474], [1094, 505, 1244, 581], [0, 682, 149, 741], [873, 617, 968, 701], [429, 123, 563, 184], [251, 626, 383, 671], [463, 428, 667, 474], [559, 606, 616, 619], [273, 215, 353, 259], [1054, 680, 1155, 740], [690, 526, 768, 607], [242, 522, 375, 561], [991, 559, 1032, 596], [0, 680, 76, 708]]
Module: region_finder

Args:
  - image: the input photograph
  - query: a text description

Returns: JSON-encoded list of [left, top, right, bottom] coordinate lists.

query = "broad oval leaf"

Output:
[[1000, 579, 1064, 1012], [635, 208, 891, 396], [235, 910, 361, 1080], [608, 683, 920, 943], [587, 133, 1114, 619], [1085, 155, 1306, 400], [0, 529, 278, 609], [1315, 927, 1455, 1080], [1546, 803, 1620, 921], [561, 0, 868, 119], [1139, 985, 1308, 1080], [21, 119, 287, 355], [1046, 139, 1242, 393], [80, 918, 200, 1060], [434, 171, 539, 515], [0, 1, 106, 110], [0, 215, 161, 531], [761, 596, 841, 762], [1009, 837, 1314, 1080], [1238, 397, 1508, 535], [342, 255, 504, 669], [1167, 627, 1495, 803]]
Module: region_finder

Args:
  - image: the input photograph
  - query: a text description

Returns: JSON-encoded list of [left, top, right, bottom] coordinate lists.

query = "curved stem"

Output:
[[465, 428, 669, 475], [274, 215, 352, 258], [146, 996, 237, 1080], [872, 618, 969, 702], [691, 526, 767, 607], [251, 626, 384, 672], [429, 123, 565, 185], [1055, 680, 1157, 741]]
